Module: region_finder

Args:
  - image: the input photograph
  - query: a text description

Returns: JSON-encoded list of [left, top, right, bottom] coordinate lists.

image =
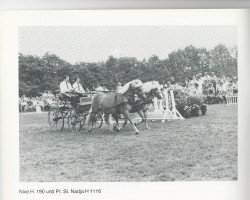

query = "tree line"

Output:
[[19, 44, 237, 97]]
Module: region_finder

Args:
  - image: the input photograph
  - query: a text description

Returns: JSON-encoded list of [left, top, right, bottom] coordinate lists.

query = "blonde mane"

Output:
[[142, 81, 162, 93], [118, 79, 143, 94]]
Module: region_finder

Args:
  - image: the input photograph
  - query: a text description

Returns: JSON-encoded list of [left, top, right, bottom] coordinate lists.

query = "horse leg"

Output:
[[85, 108, 94, 132], [135, 110, 145, 126], [143, 110, 150, 129], [122, 110, 140, 135], [113, 114, 120, 132], [108, 114, 114, 132], [117, 116, 128, 131]]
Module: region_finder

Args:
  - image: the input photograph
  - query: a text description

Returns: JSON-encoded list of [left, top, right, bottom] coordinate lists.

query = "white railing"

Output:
[[226, 95, 238, 105], [147, 89, 184, 122]]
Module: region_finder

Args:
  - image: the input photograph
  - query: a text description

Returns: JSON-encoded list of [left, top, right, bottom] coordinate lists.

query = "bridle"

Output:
[[135, 87, 147, 100], [149, 88, 163, 99]]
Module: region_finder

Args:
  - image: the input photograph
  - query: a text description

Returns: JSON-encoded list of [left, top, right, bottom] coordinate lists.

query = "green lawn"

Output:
[[19, 104, 237, 182]]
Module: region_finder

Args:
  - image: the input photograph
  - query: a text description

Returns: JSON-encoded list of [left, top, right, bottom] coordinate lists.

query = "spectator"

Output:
[[188, 83, 202, 97], [20, 95, 28, 112], [189, 76, 197, 86], [184, 78, 189, 87], [116, 82, 123, 93], [170, 77, 176, 84], [210, 72, 217, 81], [204, 72, 211, 81]]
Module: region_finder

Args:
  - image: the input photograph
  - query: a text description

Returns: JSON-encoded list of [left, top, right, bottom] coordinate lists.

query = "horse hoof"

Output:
[[134, 132, 139, 135], [88, 129, 92, 133]]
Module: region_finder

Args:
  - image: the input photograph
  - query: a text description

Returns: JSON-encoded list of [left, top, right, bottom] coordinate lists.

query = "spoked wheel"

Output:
[[91, 113, 103, 129], [48, 108, 64, 131], [68, 113, 82, 132]]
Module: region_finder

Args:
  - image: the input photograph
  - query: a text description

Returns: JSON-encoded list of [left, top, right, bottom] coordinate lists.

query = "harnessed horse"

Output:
[[113, 81, 163, 130], [85, 80, 147, 134]]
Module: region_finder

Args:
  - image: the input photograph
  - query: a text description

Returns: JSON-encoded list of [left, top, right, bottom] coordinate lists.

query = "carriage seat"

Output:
[[80, 96, 93, 105], [59, 93, 89, 108]]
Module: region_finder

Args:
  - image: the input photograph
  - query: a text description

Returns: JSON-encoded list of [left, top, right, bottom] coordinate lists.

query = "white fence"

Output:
[[225, 95, 238, 105], [147, 89, 184, 122]]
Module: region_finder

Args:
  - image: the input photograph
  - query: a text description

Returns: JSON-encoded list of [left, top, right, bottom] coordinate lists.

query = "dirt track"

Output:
[[19, 104, 237, 182]]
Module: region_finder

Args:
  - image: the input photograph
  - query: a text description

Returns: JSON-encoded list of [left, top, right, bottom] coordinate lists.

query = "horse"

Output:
[[113, 81, 163, 130], [85, 79, 147, 134]]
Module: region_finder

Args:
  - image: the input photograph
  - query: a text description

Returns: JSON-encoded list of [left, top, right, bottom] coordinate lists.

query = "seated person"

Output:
[[72, 77, 86, 95], [72, 77, 90, 107], [59, 75, 75, 101], [60, 76, 73, 93]]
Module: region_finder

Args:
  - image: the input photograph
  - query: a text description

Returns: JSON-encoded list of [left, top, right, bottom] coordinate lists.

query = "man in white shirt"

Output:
[[60, 76, 73, 94], [73, 77, 85, 94], [221, 79, 229, 94], [116, 82, 123, 93], [59, 75, 76, 103], [188, 83, 202, 97], [196, 74, 204, 94]]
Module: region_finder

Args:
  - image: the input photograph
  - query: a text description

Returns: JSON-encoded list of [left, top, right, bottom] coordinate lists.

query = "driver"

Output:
[[59, 75, 74, 100], [60, 75, 73, 94]]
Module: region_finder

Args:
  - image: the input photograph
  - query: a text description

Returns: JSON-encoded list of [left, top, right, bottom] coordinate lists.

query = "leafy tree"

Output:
[[210, 44, 237, 76], [19, 44, 238, 97]]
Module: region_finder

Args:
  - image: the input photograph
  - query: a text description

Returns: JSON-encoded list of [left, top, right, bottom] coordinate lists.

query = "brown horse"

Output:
[[85, 80, 147, 134], [113, 81, 163, 130]]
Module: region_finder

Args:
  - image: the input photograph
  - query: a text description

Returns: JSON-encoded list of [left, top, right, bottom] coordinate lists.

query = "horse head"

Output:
[[142, 81, 163, 100], [130, 80, 147, 101], [133, 86, 147, 101]]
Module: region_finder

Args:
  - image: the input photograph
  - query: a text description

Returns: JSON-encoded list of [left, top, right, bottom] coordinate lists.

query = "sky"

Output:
[[19, 26, 237, 64]]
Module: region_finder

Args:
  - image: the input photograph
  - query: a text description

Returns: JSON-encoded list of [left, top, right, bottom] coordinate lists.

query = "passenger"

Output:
[[73, 77, 86, 94]]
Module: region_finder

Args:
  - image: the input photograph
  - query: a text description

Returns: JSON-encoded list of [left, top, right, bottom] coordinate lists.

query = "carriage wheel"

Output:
[[91, 113, 103, 129], [68, 113, 82, 132], [68, 109, 81, 132], [48, 108, 64, 131]]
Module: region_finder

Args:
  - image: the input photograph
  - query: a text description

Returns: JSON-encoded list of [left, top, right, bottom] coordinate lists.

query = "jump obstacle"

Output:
[[135, 89, 184, 123]]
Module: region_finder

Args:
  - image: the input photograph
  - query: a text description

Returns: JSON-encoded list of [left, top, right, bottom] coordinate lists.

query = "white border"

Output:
[[1, 0, 250, 9], [1, 10, 250, 200]]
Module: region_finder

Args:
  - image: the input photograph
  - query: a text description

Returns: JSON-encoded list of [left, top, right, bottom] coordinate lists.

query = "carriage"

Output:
[[48, 93, 103, 132]]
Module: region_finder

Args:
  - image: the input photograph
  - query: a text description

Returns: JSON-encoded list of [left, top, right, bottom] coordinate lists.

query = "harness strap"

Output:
[[114, 94, 118, 108]]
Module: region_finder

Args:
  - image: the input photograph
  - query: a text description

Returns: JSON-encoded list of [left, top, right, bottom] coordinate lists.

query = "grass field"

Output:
[[19, 104, 237, 182]]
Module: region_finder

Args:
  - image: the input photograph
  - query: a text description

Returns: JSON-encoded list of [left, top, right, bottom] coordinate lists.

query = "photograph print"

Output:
[[19, 25, 238, 182]]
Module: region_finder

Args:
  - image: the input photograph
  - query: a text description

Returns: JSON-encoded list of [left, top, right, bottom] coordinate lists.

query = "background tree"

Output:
[[19, 44, 238, 97], [210, 44, 237, 76]]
